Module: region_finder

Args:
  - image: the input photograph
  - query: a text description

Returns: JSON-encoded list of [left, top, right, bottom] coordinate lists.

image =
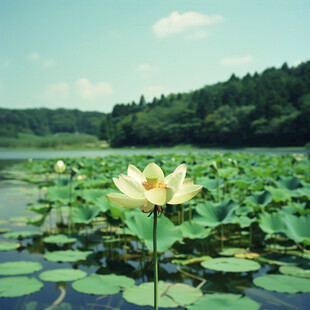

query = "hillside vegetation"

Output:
[[1, 61, 310, 148]]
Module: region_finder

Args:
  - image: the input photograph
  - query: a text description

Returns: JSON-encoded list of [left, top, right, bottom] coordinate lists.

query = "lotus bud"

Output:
[[54, 160, 66, 174]]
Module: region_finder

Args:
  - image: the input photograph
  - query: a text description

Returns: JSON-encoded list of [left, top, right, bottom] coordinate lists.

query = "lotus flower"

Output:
[[54, 160, 66, 174], [107, 162, 202, 213]]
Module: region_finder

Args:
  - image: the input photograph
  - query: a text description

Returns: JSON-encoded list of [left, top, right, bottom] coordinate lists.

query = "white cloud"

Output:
[[43, 59, 55, 68], [28, 52, 40, 61], [144, 85, 169, 101], [43, 82, 70, 102], [153, 11, 223, 38], [75, 78, 113, 101], [292, 59, 304, 67], [28, 52, 55, 68], [220, 55, 254, 66], [137, 63, 159, 77]]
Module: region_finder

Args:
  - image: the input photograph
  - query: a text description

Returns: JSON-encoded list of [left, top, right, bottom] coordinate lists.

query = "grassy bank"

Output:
[[0, 133, 108, 150]]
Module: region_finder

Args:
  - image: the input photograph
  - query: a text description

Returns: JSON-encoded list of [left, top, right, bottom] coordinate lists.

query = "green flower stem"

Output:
[[153, 205, 158, 310]]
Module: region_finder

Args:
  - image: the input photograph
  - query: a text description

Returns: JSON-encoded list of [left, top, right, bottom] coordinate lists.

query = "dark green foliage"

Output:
[[0, 108, 104, 138], [104, 61, 310, 147]]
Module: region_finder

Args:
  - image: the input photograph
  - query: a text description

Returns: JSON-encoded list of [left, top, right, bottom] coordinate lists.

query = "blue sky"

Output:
[[0, 0, 309, 113]]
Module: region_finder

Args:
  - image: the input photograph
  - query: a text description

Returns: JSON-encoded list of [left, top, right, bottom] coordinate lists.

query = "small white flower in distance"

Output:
[[107, 162, 202, 213], [54, 160, 66, 174]]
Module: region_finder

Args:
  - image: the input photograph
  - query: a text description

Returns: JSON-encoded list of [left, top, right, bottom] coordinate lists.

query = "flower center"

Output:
[[142, 177, 167, 191]]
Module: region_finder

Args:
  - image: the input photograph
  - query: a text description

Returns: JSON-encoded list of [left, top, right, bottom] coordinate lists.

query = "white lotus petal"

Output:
[[140, 201, 155, 213], [166, 186, 176, 202], [143, 162, 164, 181], [168, 184, 202, 205], [118, 174, 145, 198], [183, 178, 194, 185], [145, 187, 167, 205], [167, 164, 186, 191], [164, 173, 173, 183], [127, 164, 146, 183], [107, 193, 146, 209]]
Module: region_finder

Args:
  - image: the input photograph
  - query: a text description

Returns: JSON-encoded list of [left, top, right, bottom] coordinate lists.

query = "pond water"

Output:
[[0, 153, 310, 310], [0, 147, 309, 160]]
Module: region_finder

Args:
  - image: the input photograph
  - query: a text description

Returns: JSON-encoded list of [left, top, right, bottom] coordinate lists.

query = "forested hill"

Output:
[[0, 108, 104, 137], [100, 61, 310, 147], [1, 61, 310, 148]]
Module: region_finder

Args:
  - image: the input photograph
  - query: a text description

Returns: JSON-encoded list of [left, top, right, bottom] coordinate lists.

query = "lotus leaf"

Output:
[[125, 212, 182, 252], [282, 213, 310, 244], [194, 199, 238, 228], [72, 204, 101, 224], [0, 261, 43, 275], [123, 281, 202, 308], [72, 273, 134, 295], [43, 234, 77, 244], [0, 241, 20, 251], [187, 293, 260, 310], [244, 191, 272, 208], [39, 269, 87, 282], [78, 189, 104, 203], [0, 276, 43, 297], [3, 230, 43, 239], [253, 274, 310, 293], [275, 176, 302, 190], [46, 186, 72, 204], [201, 257, 261, 272], [279, 265, 310, 278], [219, 248, 248, 256], [43, 250, 92, 262], [196, 177, 224, 190], [172, 256, 212, 266], [258, 212, 285, 234], [179, 221, 211, 239], [235, 215, 256, 228], [264, 186, 291, 202]]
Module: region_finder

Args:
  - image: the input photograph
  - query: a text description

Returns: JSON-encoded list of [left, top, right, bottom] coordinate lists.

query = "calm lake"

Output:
[[0, 149, 310, 310], [0, 147, 309, 160]]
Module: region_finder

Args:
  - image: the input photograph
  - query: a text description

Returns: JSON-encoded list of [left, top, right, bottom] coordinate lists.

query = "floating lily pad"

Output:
[[0, 276, 43, 297], [0, 241, 19, 251], [187, 293, 260, 310], [219, 248, 248, 256], [201, 257, 261, 273], [123, 281, 202, 308], [72, 273, 134, 295], [0, 227, 11, 233], [279, 265, 310, 278], [256, 255, 304, 266], [0, 261, 43, 275], [46, 186, 72, 204], [43, 250, 92, 262], [3, 230, 43, 239], [43, 234, 77, 244], [172, 256, 212, 266], [253, 274, 310, 293], [39, 269, 87, 282]]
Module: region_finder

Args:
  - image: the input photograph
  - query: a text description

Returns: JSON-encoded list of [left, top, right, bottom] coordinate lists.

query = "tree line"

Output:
[[0, 108, 104, 137], [1, 61, 309, 147], [100, 61, 310, 147]]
